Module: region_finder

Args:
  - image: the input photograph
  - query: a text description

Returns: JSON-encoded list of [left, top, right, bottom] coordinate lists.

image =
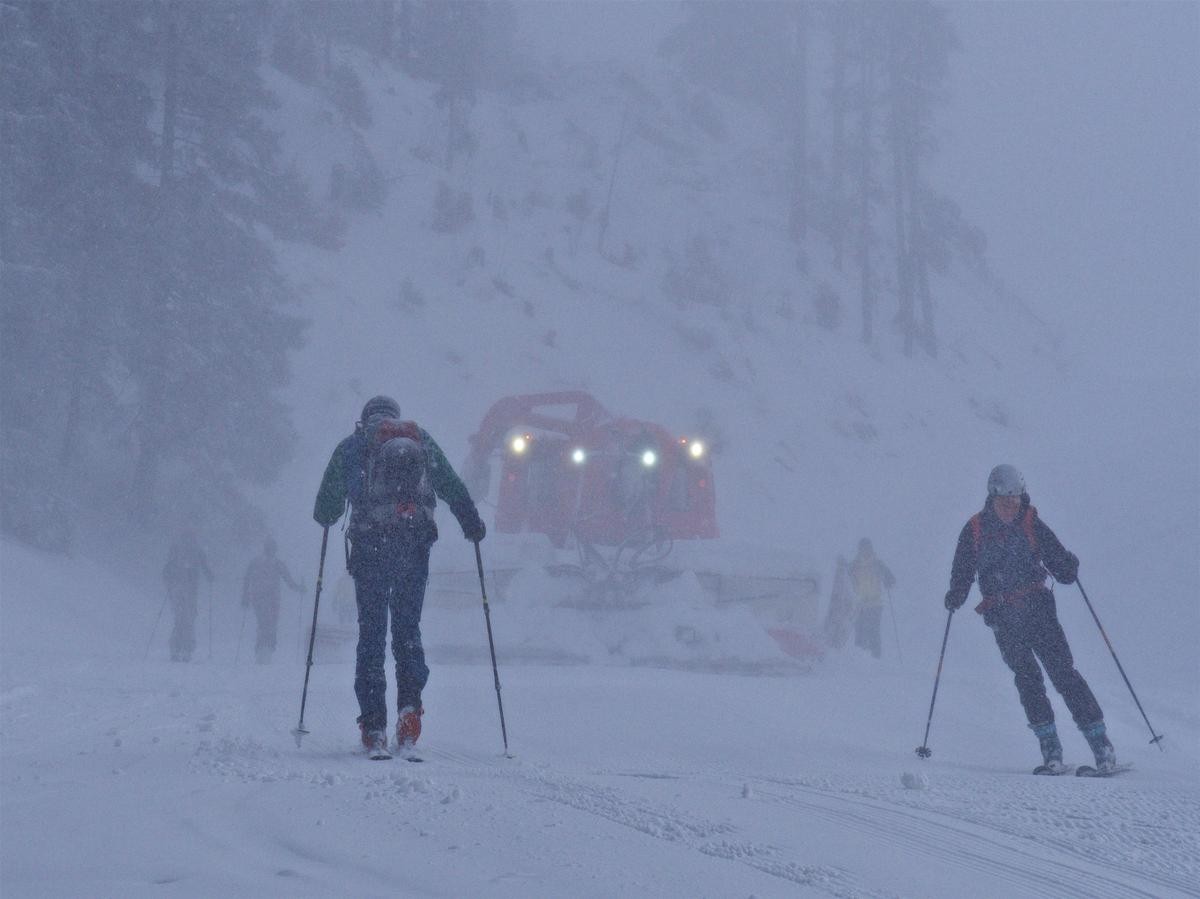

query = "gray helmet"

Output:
[[360, 395, 400, 423], [987, 464, 1026, 497]]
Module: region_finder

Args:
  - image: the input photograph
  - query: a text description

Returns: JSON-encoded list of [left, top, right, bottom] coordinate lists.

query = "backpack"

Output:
[[349, 418, 437, 539]]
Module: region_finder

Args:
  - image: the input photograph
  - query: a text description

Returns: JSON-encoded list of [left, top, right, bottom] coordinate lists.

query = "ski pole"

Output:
[[886, 586, 904, 664], [1076, 577, 1165, 750], [916, 609, 954, 758], [143, 594, 169, 660], [293, 527, 329, 747], [474, 540, 511, 757]]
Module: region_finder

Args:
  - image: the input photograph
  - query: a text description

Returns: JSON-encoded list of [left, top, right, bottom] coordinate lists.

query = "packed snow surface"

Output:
[[2, 540, 1197, 898]]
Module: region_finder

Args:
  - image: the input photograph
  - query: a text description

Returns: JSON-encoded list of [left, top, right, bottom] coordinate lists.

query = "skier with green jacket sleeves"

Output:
[[313, 395, 486, 756]]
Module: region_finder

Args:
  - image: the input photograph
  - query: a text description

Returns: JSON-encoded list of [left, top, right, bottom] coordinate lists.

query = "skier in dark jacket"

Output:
[[313, 395, 486, 756], [163, 529, 214, 662], [944, 464, 1116, 773], [241, 537, 304, 664]]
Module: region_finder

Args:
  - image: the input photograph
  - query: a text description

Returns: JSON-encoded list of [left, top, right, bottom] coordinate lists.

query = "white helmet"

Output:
[[987, 464, 1026, 497]]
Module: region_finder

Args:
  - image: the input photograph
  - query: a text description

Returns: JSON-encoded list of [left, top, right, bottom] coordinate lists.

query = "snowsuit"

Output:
[[314, 421, 483, 733], [822, 557, 854, 648], [850, 550, 895, 658], [163, 537, 213, 662], [945, 496, 1102, 730], [241, 552, 303, 663]]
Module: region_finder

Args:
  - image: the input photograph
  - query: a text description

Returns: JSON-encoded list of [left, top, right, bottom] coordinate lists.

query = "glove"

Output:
[[1059, 552, 1079, 585], [458, 506, 486, 543], [944, 590, 966, 612]]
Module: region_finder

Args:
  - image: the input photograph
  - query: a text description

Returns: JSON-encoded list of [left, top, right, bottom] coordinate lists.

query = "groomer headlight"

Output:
[[688, 441, 705, 459], [641, 449, 658, 468], [571, 447, 587, 465], [510, 435, 528, 455]]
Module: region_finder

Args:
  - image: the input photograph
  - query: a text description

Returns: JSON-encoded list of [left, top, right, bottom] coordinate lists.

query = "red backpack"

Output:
[[351, 417, 435, 535]]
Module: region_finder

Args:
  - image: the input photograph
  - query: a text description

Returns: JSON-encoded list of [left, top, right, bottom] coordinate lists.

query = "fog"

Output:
[[2, 2, 1198, 893]]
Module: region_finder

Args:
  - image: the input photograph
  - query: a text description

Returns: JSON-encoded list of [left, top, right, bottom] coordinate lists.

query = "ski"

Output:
[[1076, 763, 1132, 778], [1032, 763, 1075, 776]]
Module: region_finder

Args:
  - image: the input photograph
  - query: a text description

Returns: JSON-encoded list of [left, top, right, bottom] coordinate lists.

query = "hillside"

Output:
[[254, 48, 1193, 676]]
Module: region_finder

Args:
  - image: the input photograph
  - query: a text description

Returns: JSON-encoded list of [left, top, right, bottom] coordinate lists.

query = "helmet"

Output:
[[858, 538, 873, 554], [264, 537, 277, 556], [987, 464, 1025, 497], [360, 395, 400, 424]]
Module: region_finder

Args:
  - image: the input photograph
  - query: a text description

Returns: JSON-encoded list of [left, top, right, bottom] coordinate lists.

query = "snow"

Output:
[[4, 7, 1198, 898], [3, 538, 1198, 898]]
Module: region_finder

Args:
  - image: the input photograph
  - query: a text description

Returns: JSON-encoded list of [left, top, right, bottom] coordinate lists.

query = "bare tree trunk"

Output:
[[888, 25, 915, 357], [60, 277, 84, 467], [597, 104, 630, 258], [396, 0, 412, 65], [376, 0, 395, 60], [788, 3, 810, 249], [857, 31, 875, 347], [830, 5, 849, 271], [908, 145, 937, 357], [133, 4, 180, 514]]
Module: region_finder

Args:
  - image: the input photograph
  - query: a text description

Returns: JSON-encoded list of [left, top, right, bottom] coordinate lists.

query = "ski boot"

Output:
[[359, 722, 390, 759], [1031, 722, 1068, 775], [396, 705, 423, 750], [1081, 720, 1117, 773]]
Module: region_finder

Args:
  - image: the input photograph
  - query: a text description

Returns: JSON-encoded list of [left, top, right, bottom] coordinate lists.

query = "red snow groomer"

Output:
[[463, 391, 716, 603]]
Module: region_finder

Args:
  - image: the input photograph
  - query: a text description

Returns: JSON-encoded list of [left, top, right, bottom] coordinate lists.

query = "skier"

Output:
[[822, 555, 854, 649], [313, 395, 486, 757], [241, 537, 304, 664], [850, 538, 895, 659], [944, 464, 1117, 774], [162, 529, 214, 662]]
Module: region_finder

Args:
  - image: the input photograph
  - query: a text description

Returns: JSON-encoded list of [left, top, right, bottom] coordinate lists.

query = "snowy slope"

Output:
[[2, 539, 1198, 898], [4, 35, 1198, 899], [255, 49, 1196, 680]]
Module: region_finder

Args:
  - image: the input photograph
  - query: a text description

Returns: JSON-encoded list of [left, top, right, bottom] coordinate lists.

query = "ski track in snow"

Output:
[[185, 725, 1200, 899], [175, 710, 1200, 897], [748, 771, 1200, 899], [5, 647, 1197, 898], [411, 746, 890, 899]]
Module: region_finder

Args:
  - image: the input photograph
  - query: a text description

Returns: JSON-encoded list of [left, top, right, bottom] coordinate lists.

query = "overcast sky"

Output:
[[939, 1, 1199, 386]]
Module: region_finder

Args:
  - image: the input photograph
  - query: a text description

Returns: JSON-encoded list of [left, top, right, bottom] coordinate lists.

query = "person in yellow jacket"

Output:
[[849, 538, 895, 659]]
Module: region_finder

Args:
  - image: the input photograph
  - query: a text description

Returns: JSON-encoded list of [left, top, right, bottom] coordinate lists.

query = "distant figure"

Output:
[[163, 529, 214, 662], [822, 555, 854, 649], [944, 464, 1116, 774], [241, 537, 304, 664], [849, 538, 896, 659]]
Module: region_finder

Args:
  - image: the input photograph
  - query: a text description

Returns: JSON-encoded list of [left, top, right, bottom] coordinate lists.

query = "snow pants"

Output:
[[350, 536, 431, 731], [250, 597, 280, 663], [168, 587, 198, 661], [986, 590, 1103, 728], [855, 605, 883, 658]]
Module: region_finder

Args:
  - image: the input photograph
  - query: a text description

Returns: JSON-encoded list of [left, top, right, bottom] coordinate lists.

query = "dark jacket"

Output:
[[946, 495, 1078, 614], [313, 423, 477, 532]]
